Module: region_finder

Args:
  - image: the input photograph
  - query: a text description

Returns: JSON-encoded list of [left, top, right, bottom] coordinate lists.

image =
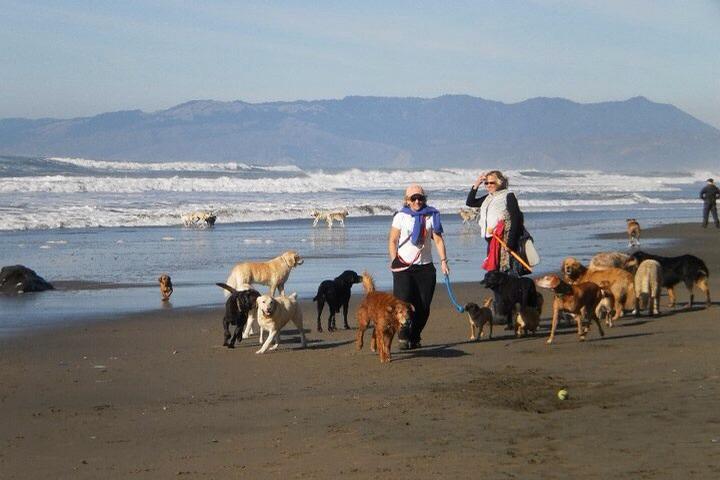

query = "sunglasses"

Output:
[[484, 181, 497, 185], [408, 194, 426, 202]]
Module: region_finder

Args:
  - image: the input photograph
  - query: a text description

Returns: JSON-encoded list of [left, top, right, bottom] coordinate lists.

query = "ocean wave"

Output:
[[0, 196, 698, 231], [0, 168, 704, 194], [48, 157, 303, 173]]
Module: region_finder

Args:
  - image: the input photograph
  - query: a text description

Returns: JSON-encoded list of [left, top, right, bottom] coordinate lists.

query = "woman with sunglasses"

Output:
[[388, 184, 449, 350], [466, 170, 525, 275]]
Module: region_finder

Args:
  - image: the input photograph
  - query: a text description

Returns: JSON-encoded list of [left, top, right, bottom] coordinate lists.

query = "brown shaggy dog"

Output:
[[224, 250, 303, 297], [562, 257, 636, 324], [355, 272, 413, 363], [536, 274, 606, 344], [158, 274, 173, 301]]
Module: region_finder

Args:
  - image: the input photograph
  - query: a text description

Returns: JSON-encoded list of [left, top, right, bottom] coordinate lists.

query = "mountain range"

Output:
[[1, 95, 719, 171]]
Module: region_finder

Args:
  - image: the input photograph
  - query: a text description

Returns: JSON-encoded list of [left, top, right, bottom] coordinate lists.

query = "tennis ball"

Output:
[[557, 388, 569, 400]]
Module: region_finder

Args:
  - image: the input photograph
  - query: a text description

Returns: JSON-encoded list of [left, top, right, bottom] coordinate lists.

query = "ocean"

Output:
[[0, 155, 710, 334]]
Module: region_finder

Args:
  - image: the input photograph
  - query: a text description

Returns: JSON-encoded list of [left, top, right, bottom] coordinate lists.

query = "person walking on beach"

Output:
[[700, 178, 720, 228], [389, 184, 449, 350], [466, 170, 525, 275]]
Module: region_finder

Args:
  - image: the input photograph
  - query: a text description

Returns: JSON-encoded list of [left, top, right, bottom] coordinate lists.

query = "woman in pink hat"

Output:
[[388, 184, 449, 350]]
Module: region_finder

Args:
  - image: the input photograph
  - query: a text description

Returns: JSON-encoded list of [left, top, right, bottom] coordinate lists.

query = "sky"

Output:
[[2, 0, 719, 128]]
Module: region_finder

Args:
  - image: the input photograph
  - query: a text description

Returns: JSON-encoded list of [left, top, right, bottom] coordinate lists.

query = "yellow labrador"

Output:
[[225, 250, 303, 298]]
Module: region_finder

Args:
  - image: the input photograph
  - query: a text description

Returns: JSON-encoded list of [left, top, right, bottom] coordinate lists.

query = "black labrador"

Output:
[[312, 270, 363, 331], [216, 283, 261, 348], [627, 251, 711, 308], [480, 270, 541, 329]]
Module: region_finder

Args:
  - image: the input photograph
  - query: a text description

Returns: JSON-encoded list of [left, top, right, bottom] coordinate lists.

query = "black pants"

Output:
[[393, 263, 437, 344], [703, 202, 719, 227]]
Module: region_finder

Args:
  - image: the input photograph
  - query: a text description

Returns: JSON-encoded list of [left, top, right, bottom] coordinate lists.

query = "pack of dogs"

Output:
[[155, 219, 712, 362], [311, 209, 349, 229], [181, 210, 216, 228]]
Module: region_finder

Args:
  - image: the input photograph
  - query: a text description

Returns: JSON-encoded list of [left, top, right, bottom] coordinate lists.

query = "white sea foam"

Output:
[[0, 168, 705, 195], [48, 157, 302, 173], [0, 163, 709, 231]]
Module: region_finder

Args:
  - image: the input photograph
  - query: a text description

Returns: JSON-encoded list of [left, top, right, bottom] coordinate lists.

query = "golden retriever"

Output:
[[224, 250, 303, 298], [355, 272, 413, 363], [158, 274, 173, 301], [255, 293, 306, 354], [562, 257, 636, 325]]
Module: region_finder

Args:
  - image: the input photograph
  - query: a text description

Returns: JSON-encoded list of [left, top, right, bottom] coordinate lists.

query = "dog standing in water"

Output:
[[627, 219, 641, 248]]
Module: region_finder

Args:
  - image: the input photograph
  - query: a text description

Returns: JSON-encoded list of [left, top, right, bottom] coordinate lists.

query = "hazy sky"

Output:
[[2, 0, 719, 128]]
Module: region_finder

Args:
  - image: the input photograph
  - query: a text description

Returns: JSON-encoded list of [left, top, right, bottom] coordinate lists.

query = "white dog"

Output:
[[255, 293, 307, 354], [181, 210, 216, 228], [311, 209, 349, 229]]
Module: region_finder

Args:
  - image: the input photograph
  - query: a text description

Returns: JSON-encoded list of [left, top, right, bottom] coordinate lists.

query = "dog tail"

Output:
[[216, 282, 237, 294], [361, 271, 375, 294]]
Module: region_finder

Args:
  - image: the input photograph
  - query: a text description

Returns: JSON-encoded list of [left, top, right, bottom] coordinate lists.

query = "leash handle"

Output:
[[443, 274, 465, 313]]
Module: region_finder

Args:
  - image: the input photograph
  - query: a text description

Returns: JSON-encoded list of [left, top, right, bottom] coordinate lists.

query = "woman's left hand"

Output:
[[440, 259, 450, 275]]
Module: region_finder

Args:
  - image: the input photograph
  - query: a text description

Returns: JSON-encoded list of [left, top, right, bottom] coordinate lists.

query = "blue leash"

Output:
[[443, 274, 465, 313]]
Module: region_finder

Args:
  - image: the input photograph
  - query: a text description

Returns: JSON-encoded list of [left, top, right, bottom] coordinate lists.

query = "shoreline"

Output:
[[1, 220, 718, 478]]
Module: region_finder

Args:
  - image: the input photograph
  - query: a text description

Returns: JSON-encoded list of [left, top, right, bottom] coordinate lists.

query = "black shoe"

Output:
[[409, 341, 422, 349]]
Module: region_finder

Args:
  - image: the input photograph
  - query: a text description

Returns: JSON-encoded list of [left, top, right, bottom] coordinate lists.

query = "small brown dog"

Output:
[[627, 219, 641, 248], [158, 274, 173, 301], [356, 272, 413, 363], [535, 274, 605, 344], [515, 304, 540, 337], [463, 297, 494, 340], [594, 281, 617, 327]]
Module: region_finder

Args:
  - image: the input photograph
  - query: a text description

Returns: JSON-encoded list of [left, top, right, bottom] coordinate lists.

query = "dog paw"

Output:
[[546, 338, 554, 344], [317, 327, 323, 332]]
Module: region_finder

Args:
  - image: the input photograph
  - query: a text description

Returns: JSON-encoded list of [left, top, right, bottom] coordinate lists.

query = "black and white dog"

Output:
[[312, 270, 363, 331], [480, 270, 542, 330], [216, 283, 261, 348]]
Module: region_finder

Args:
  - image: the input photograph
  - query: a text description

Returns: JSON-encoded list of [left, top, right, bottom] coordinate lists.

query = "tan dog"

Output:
[[627, 219, 641, 247], [536, 274, 605, 344], [158, 274, 173, 301], [225, 250, 303, 298], [630, 259, 663, 316], [356, 272, 413, 363], [458, 208, 479, 224], [515, 304, 540, 337], [562, 257, 636, 324], [589, 251, 630, 270], [462, 297, 494, 340], [255, 293, 306, 354], [311, 209, 349, 229], [181, 210, 216, 228], [594, 281, 616, 327]]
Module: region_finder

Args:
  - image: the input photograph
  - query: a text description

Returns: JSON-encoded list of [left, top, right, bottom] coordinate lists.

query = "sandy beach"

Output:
[[1, 222, 719, 479]]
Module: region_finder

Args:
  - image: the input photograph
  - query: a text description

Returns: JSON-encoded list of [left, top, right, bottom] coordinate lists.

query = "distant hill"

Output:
[[1, 95, 719, 171]]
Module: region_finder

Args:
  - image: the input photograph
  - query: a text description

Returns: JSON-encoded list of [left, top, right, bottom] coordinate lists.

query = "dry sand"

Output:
[[1, 223, 719, 479]]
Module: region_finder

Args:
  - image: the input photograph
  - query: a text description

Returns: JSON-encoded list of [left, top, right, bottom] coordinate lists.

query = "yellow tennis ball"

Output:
[[557, 389, 569, 400]]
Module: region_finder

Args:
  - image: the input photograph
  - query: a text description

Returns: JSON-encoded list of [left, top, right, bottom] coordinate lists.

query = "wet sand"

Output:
[[1, 223, 719, 479]]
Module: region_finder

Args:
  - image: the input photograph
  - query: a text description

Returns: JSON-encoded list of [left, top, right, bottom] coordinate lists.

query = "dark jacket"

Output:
[[700, 184, 720, 204], [466, 186, 524, 251]]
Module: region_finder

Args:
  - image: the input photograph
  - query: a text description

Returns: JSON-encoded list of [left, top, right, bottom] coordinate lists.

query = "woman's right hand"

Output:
[[473, 172, 487, 189]]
